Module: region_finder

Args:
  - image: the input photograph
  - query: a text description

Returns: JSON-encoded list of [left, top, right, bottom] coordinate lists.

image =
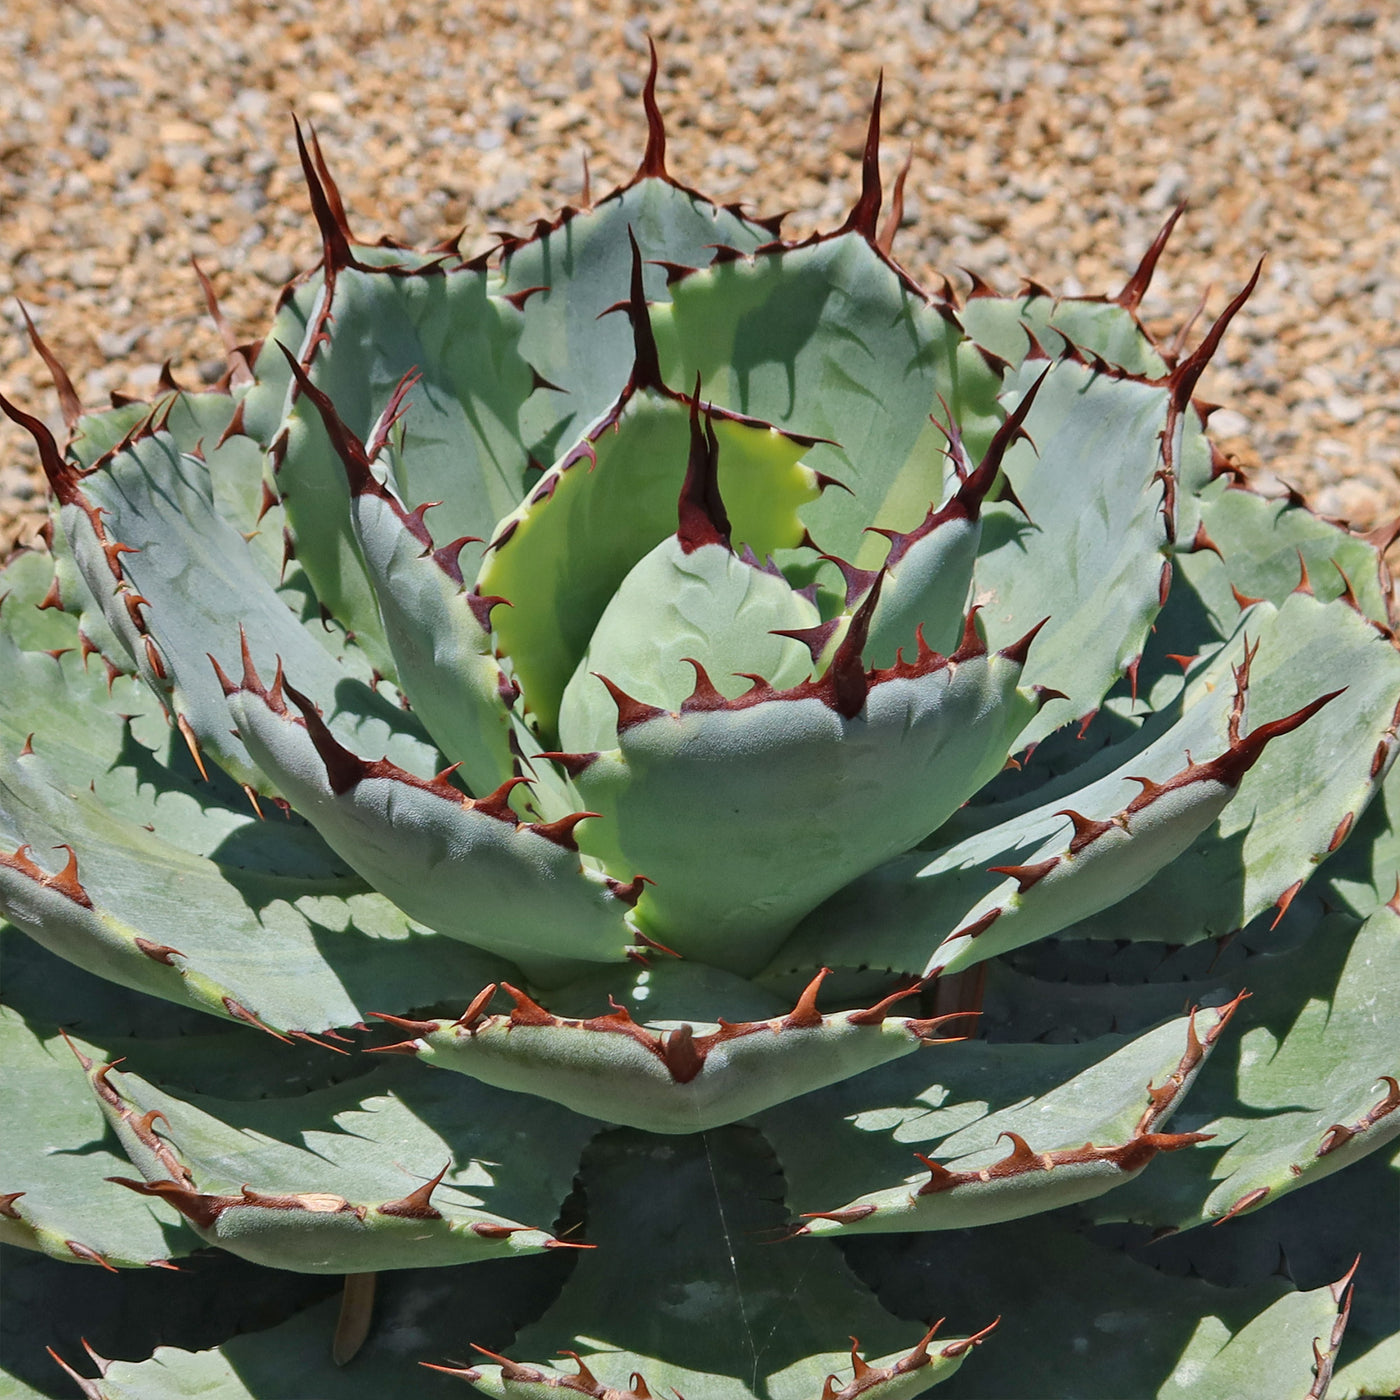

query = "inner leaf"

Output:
[[558, 536, 821, 753], [478, 388, 819, 742]]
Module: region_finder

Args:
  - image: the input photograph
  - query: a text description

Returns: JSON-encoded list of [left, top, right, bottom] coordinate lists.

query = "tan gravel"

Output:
[[2, 0, 1398, 559]]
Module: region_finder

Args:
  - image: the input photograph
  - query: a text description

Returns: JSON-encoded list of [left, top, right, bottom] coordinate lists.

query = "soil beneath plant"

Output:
[[2, 0, 1397, 560]]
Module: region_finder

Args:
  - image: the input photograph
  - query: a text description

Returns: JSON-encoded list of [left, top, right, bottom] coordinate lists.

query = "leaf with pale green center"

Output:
[[479, 386, 819, 742], [652, 235, 1005, 564]]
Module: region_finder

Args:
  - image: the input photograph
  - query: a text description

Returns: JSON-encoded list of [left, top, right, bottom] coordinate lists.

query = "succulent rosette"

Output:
[[1, 58, 1398, 1400]]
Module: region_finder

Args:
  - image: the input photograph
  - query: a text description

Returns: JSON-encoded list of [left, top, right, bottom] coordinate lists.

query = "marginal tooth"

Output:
[[378, 1162, 449, 1220], [949, 604, 987, 663], [832, 71, 884, 241], [1117, 201, 1187, 311], [1055, 809, 1117, 854], [997, 615, 1048, 667], [661, 1022, 704, 1082], [827, 572, 884, 719], [502, 983, 555, 1027], [1169, 262, 1263, 411], [453, 984, 499, 1031], [783, 967, 830, 1029], [595, 673, 667, 731], [986, 858, 1059, 894], [471, 775, 532, 821], [676, 381, 731, 552], [527, 811, 599, 851], [678, 656, 728, 711]]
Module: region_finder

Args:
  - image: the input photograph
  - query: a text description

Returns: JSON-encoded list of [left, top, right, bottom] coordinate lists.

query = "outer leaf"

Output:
[[275, 262, 540, 665], [1063, 592, 1400, 945], [283, 355, 525, 802], [1092, 1145, 1397, 1400], [1180, 475, 1393, 628], [766, 1003, 1234, 1236], [958, 290, 1169, 379], [130, 391, 274, 560], [36, 406, 441, 792], [79, 1036, 599, 1273], [1331, 1332, 1400, 1400], [239, 241, 451, 447], [0, 1008, 197, 1270], [0, 628, 339, 875], [32, 390, 279, 684], [0, 651, 507, 1034], [1090, 905, 1400, 1233], [18, 1251, 566, 1400], [1323, 759, 1400, 920], [1156, 1267, 1355, 1400], [778, 590, 1399, 977], [377, 966, 971, 1134], [466, 1128, 991, 1399], [226, 673, 640, 981], [0, 548, 82, 654], [968, 355, 1174, 746], [1098, 461, 1391, 727], [844, 1213, 1352, 1399]]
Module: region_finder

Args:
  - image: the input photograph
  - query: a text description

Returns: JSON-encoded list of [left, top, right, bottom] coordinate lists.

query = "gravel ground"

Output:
[[2, 0, 1398, 559]]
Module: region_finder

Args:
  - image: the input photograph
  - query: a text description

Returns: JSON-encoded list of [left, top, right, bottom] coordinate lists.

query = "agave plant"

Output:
[[1, 55, 1398, 1399]]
